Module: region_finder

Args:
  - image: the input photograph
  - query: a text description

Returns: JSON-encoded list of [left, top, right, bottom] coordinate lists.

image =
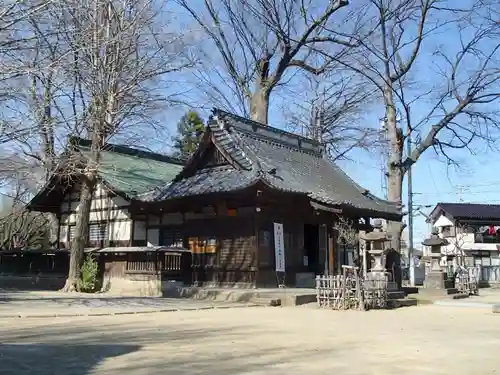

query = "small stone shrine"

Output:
[[360, 219, 388, 277], [359, 219, 390, 308], [421, 228, 457, 294]]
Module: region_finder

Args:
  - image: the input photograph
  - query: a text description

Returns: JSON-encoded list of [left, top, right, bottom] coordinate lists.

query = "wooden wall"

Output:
[[186, 215, 256, 285], [131, 204, 257, 286], [253, 196, 338, 287], [59, 183, 132, 248]]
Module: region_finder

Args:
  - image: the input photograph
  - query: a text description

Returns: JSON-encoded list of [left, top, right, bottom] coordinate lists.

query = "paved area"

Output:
[[0, 290, 256, 317], [1, 305, 500, 375], [434, 288, 500, 311]]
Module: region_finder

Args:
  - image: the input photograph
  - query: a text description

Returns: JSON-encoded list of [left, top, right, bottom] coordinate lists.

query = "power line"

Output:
[[415, 189, 500, 196]]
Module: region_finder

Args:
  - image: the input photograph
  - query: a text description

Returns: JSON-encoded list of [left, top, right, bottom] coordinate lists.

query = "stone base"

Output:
[[387, 281, 399, 292], [423, 271, 448, 289], [418, 287, 460, 297], [101, 275, 162, 297]]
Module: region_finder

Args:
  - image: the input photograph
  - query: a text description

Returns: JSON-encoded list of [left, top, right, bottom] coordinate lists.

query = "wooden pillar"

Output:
[[328, 226, 335, 275]]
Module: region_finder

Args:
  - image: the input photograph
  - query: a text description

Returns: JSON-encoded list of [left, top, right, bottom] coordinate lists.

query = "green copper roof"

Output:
[[79, 143, 183, 198]]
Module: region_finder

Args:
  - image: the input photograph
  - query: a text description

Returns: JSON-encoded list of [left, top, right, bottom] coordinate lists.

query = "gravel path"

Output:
[[0, 305, 499, 375], [0, 290, 256, 317]]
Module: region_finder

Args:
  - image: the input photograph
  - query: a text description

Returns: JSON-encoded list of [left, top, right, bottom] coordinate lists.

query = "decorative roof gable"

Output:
[[144, 109, 401, 220]]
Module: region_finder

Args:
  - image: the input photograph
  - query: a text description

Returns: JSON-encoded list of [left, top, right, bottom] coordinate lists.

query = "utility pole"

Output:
[[407, 133, 415, 286]]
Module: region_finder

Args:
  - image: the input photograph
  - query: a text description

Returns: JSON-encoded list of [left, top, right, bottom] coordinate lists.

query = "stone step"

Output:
[[250, 297, 281, 306], [418, 287, 459, 296], [387, 291, 406, 300], [402, 286, 419, 295], [408, 292, 469, 303], [387, 298, 418, 309]]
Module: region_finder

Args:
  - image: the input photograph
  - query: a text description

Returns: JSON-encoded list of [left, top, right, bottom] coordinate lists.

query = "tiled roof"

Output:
[[28, 138, 184, 211], [433, 203, 500, 221], [142, 166, 259, 201], [144, 109, 401, 219], [76, 141, 183, 197]]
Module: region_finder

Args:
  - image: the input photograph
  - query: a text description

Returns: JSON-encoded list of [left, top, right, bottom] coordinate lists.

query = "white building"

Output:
[[427, 203, 500, 284]]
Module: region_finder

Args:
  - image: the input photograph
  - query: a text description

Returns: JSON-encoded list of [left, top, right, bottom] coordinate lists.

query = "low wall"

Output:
[[101, 273, 163, 297], [0, 274, 66, 291]]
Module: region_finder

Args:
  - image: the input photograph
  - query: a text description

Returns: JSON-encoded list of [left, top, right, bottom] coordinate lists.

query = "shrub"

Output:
[[80, 254, 99, 293]]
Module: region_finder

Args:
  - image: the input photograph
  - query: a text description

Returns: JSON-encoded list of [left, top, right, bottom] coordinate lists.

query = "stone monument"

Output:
[[359, 220, 391, 308], [421, 228, 456, 293], [360, 219, 389, 277]]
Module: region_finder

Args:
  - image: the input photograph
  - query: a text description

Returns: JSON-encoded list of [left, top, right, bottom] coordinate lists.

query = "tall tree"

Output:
[[0, 160, 49, 251], [39, 0, 193, 291], [172, 110, 205, 160], [0, 9, 72, 244], [0, 0, 53, 84], [284, 74, 380, 162], [319, 0, 500, 248], [176, 0, 352, 124]]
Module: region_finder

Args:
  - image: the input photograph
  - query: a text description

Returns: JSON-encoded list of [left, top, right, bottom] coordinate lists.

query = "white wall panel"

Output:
[[147, 228, 159, 246], [133, 221, 147, 241]]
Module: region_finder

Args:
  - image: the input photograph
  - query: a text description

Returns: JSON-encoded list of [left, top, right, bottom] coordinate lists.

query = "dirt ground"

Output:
[[0, 305, 498, 375]]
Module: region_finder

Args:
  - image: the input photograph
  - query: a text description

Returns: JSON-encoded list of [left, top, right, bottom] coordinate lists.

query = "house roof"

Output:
[[75, 139, 183, 197], [142, 109, 401, 220], [28, 138, 183, 211], [430, 202, 500, 222]]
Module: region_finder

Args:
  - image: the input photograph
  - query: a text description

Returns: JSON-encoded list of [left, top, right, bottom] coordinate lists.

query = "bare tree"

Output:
[[37, 0, 193, 291], [284, 74, 381, 161], [0, 170, 49, 252], [317, 0, 500, 249], [448, 224, 467, 267], [333, 216, 361, 273], [0, 4, 86, 244], [0, 0, 55, 89], [176, 0, 354, 124], [333, 216, 359, 247]]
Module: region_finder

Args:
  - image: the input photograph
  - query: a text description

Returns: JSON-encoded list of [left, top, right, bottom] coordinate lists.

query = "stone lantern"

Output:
[[360, 219, 389, 276], [422, 227, 449, 289]]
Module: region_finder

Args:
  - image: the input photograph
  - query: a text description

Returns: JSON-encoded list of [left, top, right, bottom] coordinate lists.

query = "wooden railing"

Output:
[[125, 252, 184, 276], [162, 253, 182, 273], [125, 257, 155, 273]]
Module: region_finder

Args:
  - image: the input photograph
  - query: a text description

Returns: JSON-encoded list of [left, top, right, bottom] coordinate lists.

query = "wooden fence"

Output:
[[316, 266, 388, 311], [455, 265, 479, 296]]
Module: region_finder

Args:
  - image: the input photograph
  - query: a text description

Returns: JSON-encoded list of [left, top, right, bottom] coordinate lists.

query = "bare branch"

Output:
[[176, 0, 351, 123]]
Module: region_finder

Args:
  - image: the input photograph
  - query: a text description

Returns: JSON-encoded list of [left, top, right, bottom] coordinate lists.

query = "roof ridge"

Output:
[[70, 136, 183, 165], [438, 202, 500, 207], [211, 108, 323, 153]]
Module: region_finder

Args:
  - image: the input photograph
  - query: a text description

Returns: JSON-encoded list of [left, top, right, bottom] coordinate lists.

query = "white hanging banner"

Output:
[[274, 222, 285, 272]]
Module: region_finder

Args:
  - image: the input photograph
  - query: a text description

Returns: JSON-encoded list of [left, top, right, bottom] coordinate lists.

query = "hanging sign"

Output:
[[273, 222, 285, 272]]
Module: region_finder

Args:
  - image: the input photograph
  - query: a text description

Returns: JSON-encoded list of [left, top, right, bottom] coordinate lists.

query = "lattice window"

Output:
[[126, 252, 156, 273], [89, 223, 108, 242], [162, 252, 182, 272], [68, 225, 76, 241]]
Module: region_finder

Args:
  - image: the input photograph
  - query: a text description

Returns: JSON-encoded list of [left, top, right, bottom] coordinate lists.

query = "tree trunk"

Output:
[[61, 173, 96, 292], [250, 88, 270, 124], [384, 87, 404, 252]]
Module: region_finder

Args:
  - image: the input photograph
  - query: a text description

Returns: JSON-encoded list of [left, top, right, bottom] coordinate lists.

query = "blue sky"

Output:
[[109, 0, 500, 246], [168, 0, 497, 247], [2, 0, 498, 247]]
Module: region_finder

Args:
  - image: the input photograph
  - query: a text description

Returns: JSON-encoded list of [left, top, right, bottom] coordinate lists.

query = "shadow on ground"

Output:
[[0, 316, 349, 375], [0, 343, 141, 375]]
